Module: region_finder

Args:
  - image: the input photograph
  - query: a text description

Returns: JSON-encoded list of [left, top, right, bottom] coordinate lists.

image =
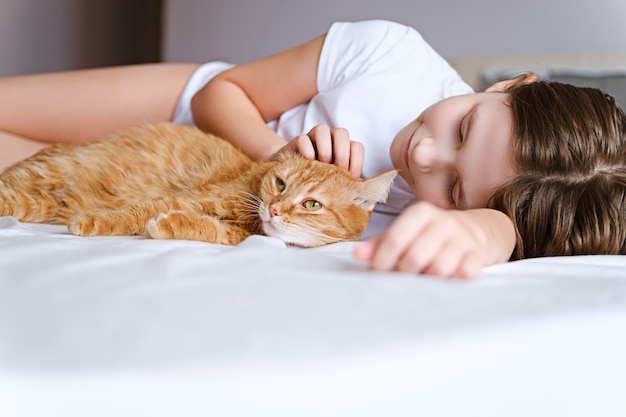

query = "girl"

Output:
[[1, 20, 624, 278]]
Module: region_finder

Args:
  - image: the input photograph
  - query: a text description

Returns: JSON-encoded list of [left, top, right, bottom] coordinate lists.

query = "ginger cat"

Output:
[[0, 123, 396, 247]]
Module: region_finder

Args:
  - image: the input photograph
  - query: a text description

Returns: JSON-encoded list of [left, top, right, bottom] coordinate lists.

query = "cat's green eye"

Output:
[[303, 200, 322, 211], [275, 178, 286, 192]]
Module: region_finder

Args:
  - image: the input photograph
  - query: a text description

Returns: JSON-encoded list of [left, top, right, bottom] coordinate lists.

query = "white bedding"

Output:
[[1, 216, 625, 416]]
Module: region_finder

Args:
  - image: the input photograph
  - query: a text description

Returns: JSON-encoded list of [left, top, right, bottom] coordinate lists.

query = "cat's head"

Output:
[[257, 154, 397, 247]]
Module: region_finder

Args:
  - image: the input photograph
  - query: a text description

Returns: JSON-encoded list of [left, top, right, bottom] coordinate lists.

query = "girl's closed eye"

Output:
[[447, 116, 465, 207], [447, 168, 461, 208], [447, 177, 458, 207], [455, 116, 466, 143], [447, 181, 455, 206]]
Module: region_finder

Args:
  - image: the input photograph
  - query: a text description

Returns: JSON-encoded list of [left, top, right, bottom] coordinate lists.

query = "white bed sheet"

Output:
[[1, 216, 625, 416]]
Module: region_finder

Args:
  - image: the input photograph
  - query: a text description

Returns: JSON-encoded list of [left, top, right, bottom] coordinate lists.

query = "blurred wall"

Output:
[[0, 0, 161, 76], [162, 0, 626, 64], [3, 1, 625, 78]]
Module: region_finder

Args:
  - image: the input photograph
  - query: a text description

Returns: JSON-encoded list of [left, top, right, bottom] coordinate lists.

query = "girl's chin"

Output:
[[398, 170, 415, 187]]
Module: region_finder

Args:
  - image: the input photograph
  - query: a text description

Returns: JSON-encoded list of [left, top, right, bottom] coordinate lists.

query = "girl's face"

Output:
[[390, 91, 516, 209]]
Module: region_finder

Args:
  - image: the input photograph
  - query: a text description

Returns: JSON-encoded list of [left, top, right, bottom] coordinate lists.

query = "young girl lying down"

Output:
[[1, 20, 624, 278]]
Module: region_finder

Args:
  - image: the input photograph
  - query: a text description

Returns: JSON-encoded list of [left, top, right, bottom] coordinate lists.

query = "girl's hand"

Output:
[[274, 124, 365, 178], [354, 202, 515, 278]]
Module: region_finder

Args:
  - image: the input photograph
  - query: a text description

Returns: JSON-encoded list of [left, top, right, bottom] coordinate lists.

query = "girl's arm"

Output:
[[191, 36, 323, 161], [354, 203, 516, 278], [191, 34, 363, 177], [190, 34, 362, 177]]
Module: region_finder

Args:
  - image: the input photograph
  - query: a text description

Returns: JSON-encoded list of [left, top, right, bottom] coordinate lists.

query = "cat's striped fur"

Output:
[[0, 123, 396, 247]]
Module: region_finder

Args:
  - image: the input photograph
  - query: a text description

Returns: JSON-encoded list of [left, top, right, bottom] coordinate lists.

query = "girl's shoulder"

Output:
[[325, 20, 425, 55], [319, 19, 462, 94], [329, 19, 414, 33], [318, 20, 430, 89]]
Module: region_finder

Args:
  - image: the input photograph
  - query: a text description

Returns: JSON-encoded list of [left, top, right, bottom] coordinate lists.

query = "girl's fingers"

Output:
[[307, 124, 333, 163], [356, 202, 485, 279], [329, 127, 350, 171], [418, 240, 467, 277], [353, 236, 378, 262], [452, 252, 482, 278], [368, 204, 431, 271], [394, 229, 443, 274], [293, 134, 316, 160], [291, 124, 364, 177], [397, 211, 467, 274], [419, 242, 480, 279], [348, 140, 364, 178]]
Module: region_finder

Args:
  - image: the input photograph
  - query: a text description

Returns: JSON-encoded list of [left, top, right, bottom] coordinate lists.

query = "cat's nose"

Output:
[[269, 205, 281, 217]]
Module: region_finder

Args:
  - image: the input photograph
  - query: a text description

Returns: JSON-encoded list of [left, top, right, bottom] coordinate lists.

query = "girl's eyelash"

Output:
[[448, 180, 456, 206], [456, 117, 465, 141]]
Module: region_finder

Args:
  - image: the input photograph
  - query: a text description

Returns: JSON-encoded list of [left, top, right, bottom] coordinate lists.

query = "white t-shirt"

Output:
[[172, 20, 473, 236]]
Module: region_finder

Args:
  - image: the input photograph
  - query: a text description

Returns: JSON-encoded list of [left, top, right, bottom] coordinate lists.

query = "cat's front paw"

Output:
[[145, 210, 248, 244], [145, 211, 185, 240], [68, 211, 125, 236]]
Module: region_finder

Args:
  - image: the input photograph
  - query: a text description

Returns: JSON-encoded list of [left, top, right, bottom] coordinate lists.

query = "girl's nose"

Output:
[[414, 137, 451, 172]]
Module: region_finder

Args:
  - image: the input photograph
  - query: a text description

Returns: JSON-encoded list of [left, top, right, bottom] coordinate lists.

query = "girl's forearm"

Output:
[[189, 35, 324, 161], [190, 78, 287, 161]]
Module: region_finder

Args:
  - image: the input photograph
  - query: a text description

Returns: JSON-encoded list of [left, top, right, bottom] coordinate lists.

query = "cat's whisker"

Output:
[[238, 191, 262, 203], [232, 191, 262, 211], [277, 220, 343, 244], [298, 223, 340, 241]]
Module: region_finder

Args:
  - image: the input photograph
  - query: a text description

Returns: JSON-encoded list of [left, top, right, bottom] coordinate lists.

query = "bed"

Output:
[[1, 216, 625, 416], [2, 56, 626, 416]]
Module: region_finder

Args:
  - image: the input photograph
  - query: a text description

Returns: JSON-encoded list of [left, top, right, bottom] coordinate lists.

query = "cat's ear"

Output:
[[353, 170, 398, 210]]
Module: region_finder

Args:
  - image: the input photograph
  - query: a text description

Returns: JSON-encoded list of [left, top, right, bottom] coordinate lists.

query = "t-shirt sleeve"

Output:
[[317, 20, 473, 98], [317, 20, 421, 93]]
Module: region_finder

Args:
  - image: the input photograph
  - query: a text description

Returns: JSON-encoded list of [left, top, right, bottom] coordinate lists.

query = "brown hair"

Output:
[[490, 79, 626, 259]]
